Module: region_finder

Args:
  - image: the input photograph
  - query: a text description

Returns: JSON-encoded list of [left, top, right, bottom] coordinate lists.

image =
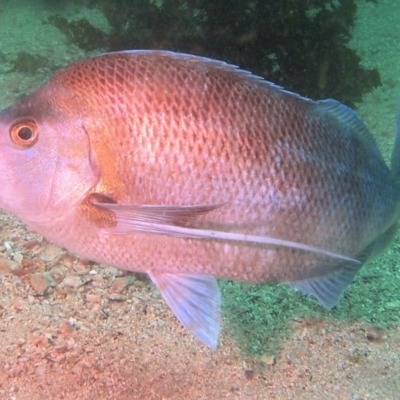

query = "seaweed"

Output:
[[47, 0, 381, 106]]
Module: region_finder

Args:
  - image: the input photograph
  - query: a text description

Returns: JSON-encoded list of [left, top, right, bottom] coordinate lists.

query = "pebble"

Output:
[[63, 276, 83, 289], [258, 353, 277, 366], [109, 293, 126, 302], [39, 243, 63, 263], [3, 241, 13, 254], [13, 253, 23, 263], [12, 300, 24, 311], [47, 267, 65, 284], [90, 274, 104, 287], [26, 272, 52, 294], [22, 240, 41, 250], [0, 259, 11, 274], [86, 294, 102, 304], [0, 258, 21, 274], [68, 318, 79, 329], [365, 327, 386, 343], [57, 322, 74, 337], [21, 258, 34, 268], [110, 275, 136, 293], [60, 255, 73, 268], [103, 266, 125, 278], [72, 260, 90, 275]]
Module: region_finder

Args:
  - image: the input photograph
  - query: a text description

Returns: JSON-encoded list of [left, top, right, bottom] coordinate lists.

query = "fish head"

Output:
[[0, 85, 100, 226]]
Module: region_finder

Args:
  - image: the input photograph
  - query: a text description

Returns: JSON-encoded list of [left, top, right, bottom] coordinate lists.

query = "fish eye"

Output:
[[10, 119, 39, 148]]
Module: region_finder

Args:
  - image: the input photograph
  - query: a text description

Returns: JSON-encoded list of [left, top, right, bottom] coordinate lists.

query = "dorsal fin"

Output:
[[317, 99, 384, 163], [98, 50, 313, 102]]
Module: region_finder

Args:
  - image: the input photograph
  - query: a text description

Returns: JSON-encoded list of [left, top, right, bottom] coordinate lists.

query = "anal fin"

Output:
[[147, 270, 221, 348]]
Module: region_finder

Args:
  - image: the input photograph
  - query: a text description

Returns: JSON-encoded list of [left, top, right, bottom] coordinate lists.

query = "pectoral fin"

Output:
[[148, 270, 221, 348], [90, 196, 360, 264]]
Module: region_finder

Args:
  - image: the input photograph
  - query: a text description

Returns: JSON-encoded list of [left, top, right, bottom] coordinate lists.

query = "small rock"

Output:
[[258, 353, 277, 366], [39, 243, 63, 263], [0, 259, 11, 275], [35, 362, 47, 377], [60, 255, 74, 268], [86, 294, 102, 304], [109, 293, 126, 302], [0, 258, 21, 275], [22, 240, 41, 250], [68, 318, 80, 329], [12, 300, 24, 311], [110, 275, 136, 293], [47, 267, 65, 284], [21, 258, 34, 269], [3, 241, 13, 254], [26, 272, 51, 294], [72, 260, 90, 275], [91, 274, 104, 287], [244, 369, 255, 380], [103, 266, 125, 278], [63, 276, 83, 288], [27, 295, 36, 304], [32, 334, 51, 348], [365, 327, 387, 343], [13, 253, 23, 263], [57, 322, 75, 337]]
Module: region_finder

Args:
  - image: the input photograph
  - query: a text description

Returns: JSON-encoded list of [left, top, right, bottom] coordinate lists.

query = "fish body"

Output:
[[0, 51, 399, 347]]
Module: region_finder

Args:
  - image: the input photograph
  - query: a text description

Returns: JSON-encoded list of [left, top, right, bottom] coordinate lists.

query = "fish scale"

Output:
[[0, 50, 399, 347]]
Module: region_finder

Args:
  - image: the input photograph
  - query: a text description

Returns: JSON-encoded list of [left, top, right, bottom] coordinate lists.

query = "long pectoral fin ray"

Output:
[[90, 196, 223, 225], [91, 197, 360, 264]]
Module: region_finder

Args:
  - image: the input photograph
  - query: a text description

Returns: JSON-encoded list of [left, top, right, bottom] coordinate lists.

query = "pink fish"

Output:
[[0, 51, 398, 347]]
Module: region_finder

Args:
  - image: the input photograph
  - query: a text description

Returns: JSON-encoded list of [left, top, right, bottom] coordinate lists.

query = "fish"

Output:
[[0, 50, 399, 348]]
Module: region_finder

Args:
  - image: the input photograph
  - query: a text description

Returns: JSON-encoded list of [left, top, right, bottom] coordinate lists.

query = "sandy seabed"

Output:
[[0, 1, 400, 399]]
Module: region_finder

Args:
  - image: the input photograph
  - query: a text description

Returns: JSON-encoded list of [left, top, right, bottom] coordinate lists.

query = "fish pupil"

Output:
[[18, 126, 33, 140]]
